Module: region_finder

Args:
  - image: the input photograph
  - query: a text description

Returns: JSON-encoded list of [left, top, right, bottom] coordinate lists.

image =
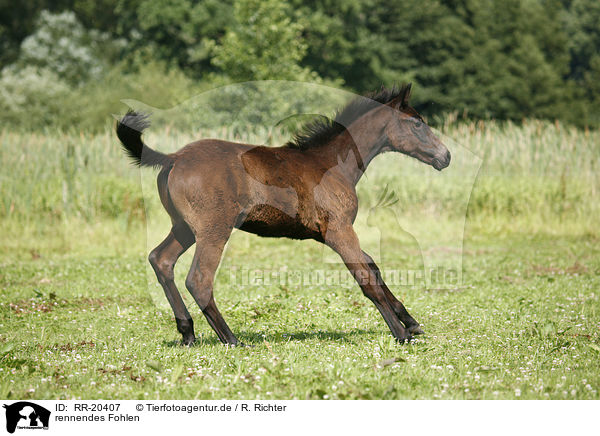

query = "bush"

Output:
[[0, 66, 71, 129], [0, 59, 202, 132], [17, 10, 123, 84]]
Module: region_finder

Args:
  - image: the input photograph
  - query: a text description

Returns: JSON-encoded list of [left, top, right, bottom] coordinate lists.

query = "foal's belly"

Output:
[[236, 204, 321, 240]]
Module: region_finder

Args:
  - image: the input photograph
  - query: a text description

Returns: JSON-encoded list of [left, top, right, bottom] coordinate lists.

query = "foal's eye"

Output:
[[414, 120, 423, 128]]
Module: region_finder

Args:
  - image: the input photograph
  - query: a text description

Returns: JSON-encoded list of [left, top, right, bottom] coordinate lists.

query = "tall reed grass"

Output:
[[0, 119, 598, 236]]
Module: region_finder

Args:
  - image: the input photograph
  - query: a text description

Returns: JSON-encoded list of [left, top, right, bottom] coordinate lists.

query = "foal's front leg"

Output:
[[325, 225, 412, 342], [362, 251, 424, 335]]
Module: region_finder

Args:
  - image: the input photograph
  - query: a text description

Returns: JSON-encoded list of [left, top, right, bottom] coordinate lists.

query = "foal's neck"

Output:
[[310, 109, 389, 186]]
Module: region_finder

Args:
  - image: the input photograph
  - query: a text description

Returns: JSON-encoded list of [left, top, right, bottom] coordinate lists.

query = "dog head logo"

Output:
[[3, 402, 50, 433]]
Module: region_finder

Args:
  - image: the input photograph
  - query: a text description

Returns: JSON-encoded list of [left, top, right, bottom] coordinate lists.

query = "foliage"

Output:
[[212, 0, 317, 82], [133, 0, 233, 75], [1, 0, 600, 128], [0, 66, 71, 129], [13, 10, 121, 84], [364, 0, 570, 122], [564, 0, 600, 125], [0, 60, 198, 132]]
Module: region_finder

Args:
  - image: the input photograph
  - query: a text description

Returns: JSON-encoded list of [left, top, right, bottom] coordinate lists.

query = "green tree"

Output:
[[370, 0, 571, 122], [291, 0, 391, 90], [133, 0, 232, 76], [457, 0, 568, 120], [564, 0, 600, 124], [212, 0, 317, 81], [0, 66, 70, 129], [0, 0, 72, 67], [13, 10, 121, 84]]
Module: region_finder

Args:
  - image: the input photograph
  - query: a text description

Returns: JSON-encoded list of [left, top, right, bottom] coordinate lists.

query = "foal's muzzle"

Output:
[[432, 149, 451, 171]]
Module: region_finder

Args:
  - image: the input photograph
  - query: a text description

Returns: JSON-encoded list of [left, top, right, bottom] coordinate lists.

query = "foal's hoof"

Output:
[[409, 325, 425, 336], [230, 342, 254, 348], [395, 333, 413, 344], [181, 337, 196, 347]]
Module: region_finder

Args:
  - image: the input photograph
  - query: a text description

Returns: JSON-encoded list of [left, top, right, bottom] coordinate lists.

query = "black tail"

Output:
[[116, 110, 173, 169]]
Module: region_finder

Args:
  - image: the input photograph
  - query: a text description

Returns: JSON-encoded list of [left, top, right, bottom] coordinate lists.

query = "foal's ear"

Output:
[[392, 83, 412, 110]]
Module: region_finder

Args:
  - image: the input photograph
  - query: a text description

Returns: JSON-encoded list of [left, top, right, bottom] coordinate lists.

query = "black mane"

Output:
[[285, 84, 410, 150]]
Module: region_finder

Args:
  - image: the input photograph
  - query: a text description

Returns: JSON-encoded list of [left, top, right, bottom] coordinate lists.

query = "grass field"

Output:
[[1, 119, 599, 399]]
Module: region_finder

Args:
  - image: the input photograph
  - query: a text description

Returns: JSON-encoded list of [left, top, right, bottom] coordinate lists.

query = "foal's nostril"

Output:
[[445, 149, 451, 164]]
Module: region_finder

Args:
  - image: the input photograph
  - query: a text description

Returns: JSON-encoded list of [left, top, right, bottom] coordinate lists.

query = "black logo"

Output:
[[2, 402, 50, 433]]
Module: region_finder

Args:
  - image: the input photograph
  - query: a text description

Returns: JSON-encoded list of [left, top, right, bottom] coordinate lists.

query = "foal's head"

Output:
[[381, 84, 450, 171]]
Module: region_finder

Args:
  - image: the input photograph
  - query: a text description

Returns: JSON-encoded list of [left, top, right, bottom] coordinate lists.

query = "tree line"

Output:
[[1, 0, 599, 130]]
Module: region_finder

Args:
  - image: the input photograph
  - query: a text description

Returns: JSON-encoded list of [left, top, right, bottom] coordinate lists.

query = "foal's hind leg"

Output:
[[148, 225, 196, 345], [362, 251, 424, 335], [184, 223, 239, 346]]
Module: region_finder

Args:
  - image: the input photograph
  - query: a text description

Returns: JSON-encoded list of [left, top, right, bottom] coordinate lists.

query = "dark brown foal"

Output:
[[116, 84, 450, 346]]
